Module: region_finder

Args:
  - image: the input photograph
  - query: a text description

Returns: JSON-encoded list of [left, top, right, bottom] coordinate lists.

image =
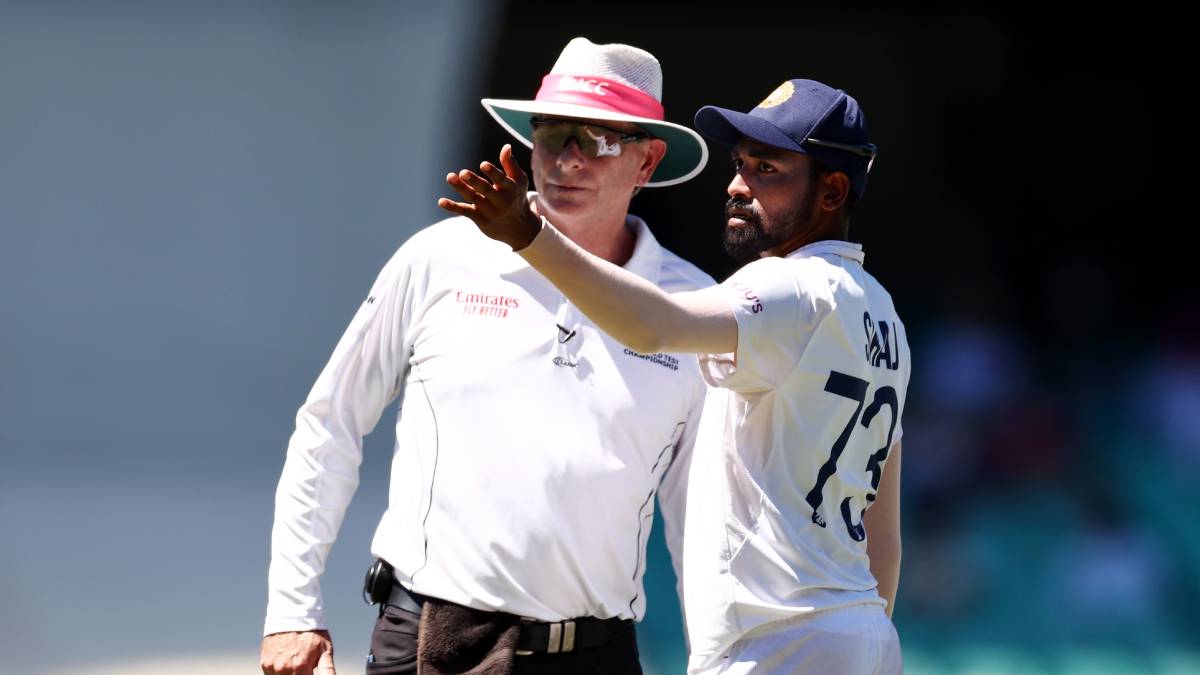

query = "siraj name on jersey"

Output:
[[863, 311, 900, 371]]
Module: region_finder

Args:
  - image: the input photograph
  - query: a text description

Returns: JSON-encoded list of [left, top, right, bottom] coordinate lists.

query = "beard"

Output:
[[722, 196, 811, 264], [722, 212, 771, 263]]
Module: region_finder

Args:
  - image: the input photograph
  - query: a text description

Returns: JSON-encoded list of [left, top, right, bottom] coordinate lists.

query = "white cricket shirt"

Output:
[[265, 211, 713, 636], [682, 241, 911, 672]]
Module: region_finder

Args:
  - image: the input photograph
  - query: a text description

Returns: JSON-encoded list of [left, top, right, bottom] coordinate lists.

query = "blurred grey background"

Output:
[[2, 2, 1195, 674], [1, 1, 499, 672]]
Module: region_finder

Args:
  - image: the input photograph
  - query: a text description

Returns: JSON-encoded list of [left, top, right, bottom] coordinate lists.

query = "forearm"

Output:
[[866, 535, 901, 617], [863, 442, 903, 617], [265, 422, 362, 635], [265, 363, 379, 634], [520, 219, 735, 354]]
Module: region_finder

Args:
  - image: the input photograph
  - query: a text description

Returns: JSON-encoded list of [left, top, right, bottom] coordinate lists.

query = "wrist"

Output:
[[510, 212, 546, 251]]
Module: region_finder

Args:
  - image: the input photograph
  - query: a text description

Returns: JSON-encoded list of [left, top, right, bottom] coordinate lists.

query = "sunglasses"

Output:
[[530, 118, 651, 158]]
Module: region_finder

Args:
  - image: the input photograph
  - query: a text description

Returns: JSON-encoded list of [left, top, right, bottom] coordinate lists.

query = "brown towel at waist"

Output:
[[417, 596, 521, 675]]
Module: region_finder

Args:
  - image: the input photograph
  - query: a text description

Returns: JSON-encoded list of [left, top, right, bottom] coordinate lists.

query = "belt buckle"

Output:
[[547, 619, 577, 654], [515, 618, 576, 656]]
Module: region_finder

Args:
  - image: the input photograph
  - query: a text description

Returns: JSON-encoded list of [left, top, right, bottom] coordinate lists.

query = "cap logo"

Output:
[[757, 81, 794, 109]]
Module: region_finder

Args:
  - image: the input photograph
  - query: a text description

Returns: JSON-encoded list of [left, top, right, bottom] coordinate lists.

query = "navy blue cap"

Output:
[[694, 79, 876, 199]]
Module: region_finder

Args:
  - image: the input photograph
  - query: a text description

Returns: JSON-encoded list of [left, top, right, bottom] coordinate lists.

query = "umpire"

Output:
[[260, 37, 712, 675]]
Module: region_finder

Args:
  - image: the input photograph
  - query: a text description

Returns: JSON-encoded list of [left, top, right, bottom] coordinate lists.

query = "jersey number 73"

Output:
[[805, 370, 898, 541]]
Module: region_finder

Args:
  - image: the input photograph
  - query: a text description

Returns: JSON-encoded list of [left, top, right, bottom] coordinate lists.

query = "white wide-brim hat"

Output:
[[481, 37, 708, 188]]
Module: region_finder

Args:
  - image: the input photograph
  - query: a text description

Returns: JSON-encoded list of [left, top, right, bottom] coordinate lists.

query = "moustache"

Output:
[[725, 198, 759, 224]]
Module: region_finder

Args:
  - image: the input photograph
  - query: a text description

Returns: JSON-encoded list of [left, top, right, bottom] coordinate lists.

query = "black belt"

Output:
[[385, 583, 630, 655], [516, 616, 629, 655], [385, 581, 427, 615]]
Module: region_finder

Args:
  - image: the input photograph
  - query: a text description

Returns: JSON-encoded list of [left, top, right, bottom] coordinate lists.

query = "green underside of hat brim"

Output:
[[482, 99, 709, 188]]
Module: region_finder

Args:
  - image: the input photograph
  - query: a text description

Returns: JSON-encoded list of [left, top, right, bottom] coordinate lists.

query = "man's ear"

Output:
[[820, 171, 851, 212], [636, 138, 668, 186]]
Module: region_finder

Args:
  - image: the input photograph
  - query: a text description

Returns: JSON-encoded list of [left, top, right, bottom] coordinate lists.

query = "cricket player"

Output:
[[442, 78, 909, 674]]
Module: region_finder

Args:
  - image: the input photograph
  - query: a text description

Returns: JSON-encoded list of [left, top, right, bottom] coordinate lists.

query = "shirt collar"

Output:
[[510, 193, 663, 284], [621, 213, 663, 285], [783, 239, 865, 265]]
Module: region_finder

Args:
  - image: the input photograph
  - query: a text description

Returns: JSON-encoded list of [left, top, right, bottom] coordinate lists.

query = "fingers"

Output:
[[499, 144, 529, 191], [478, 160, 508, 187], [456, 168, 494, 195], [437, 197, 474, 217], [259, 631, 333, 675], [261, 655, 315, 675], [499, 144, 519, 178], [261, 634, 285, 674], [441, 147, 529, 223], [260, 657, 308, 675], [445, 171, 484, 204], [317, 647, 337, 675]]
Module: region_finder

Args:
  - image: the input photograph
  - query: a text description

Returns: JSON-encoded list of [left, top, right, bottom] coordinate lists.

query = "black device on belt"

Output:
[[362, 557, 395, 606], [362, 558, 631, 655]]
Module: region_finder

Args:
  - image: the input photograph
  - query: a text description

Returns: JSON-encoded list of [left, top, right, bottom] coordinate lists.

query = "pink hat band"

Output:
[[535, 74, 665, 121]]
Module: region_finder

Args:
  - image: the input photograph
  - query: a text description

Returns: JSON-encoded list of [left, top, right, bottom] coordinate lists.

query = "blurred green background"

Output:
[[472, 5, 1197, 672]]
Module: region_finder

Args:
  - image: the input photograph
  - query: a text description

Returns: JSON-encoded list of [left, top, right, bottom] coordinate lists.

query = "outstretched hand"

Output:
[[438, 144, 543, 251]]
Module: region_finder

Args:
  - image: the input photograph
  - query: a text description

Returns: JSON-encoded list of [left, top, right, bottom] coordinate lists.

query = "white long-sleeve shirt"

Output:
[[264, 213, 713, 635]]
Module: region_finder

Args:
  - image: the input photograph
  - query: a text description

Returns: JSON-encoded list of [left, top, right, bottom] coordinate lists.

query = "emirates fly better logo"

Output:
[[455, 291, 519, 318]]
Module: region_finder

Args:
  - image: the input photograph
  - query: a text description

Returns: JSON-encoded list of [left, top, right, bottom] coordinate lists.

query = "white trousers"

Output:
[[694, 603, 902, 675]]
